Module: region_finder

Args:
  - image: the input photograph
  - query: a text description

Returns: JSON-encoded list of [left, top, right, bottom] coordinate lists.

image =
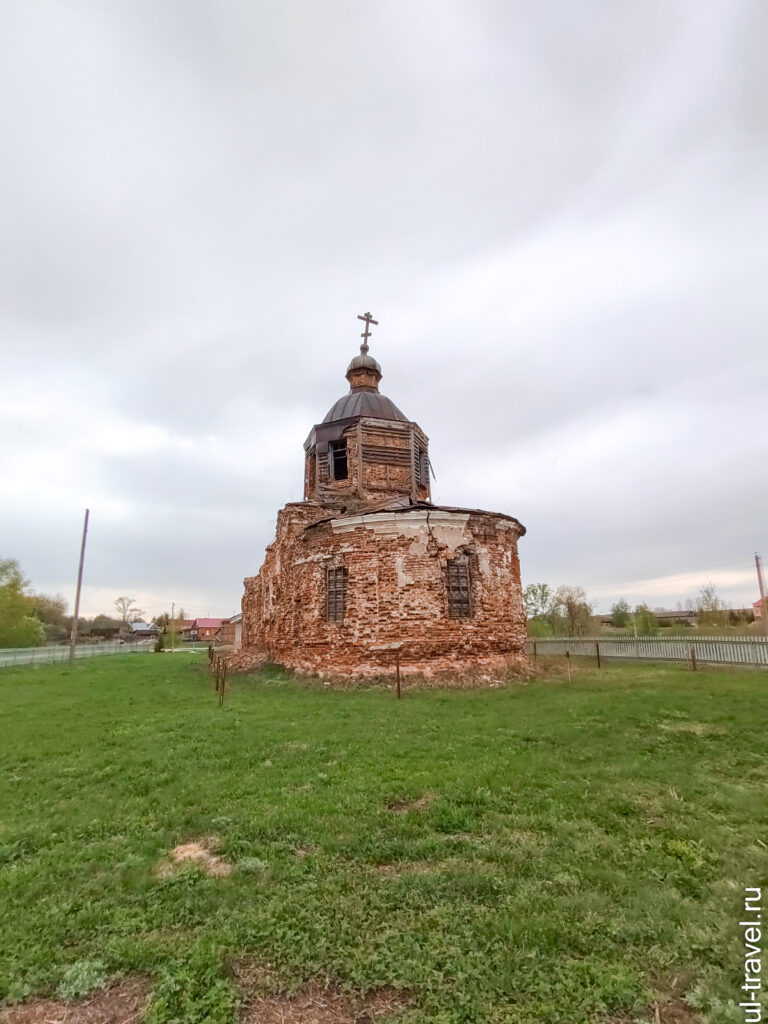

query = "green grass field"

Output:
[[1, 655, 766, 1023]]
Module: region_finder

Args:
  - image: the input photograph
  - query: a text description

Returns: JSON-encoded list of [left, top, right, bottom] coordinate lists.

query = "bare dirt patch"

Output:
[[156, 836, 232, 878], [607, 972, 702, 1024], [293, 844, 319, 859], [386, 793, 434, 813], [659, 722, 724, 737], [649, 996, 704, 1023], [375, 861, 434, 877], [1, 978, 148, 1024], [607, 999, 702, 1024], [239, 983, 407, 1024], [375, 858, 500, 878]]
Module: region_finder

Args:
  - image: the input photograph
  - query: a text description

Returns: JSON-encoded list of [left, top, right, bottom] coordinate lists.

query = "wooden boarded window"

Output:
[[330, 440, 348, 480], [445, 558, 472, 619], [326, 566, 348, 623]]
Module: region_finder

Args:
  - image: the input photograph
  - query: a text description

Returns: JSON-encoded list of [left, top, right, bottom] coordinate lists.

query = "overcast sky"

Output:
[[2, 0, 766, 619]]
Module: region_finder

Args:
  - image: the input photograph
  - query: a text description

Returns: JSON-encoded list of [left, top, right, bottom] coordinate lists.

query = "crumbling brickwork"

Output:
[[232, 503, 526, 677]]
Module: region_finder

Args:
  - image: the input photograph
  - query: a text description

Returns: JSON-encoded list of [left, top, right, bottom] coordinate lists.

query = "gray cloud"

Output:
[[1, 0, 766, 617]]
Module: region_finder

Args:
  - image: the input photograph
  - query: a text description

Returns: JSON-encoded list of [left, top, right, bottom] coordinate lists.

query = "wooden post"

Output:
[[566, 650, 572, 683], [409, 425, 417, 502], [756, 553, 768, 636], [595, 642, 601, 669], [533, 641, 537, 661], [395, 650, 401, 700], [690, 645, 697, 672], [69, 509, 90, 664], [356, 421, 364, 499]]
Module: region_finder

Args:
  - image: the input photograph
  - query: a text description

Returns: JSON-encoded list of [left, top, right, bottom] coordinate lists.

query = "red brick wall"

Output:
[[233, 504, 526, 678]]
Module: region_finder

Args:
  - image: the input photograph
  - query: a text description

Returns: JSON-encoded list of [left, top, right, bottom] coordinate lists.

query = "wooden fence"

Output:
[[526, 635, 768, 667]]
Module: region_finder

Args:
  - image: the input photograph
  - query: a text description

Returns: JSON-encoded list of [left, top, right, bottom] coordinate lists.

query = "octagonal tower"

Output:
[[303, 334, 430, 510]]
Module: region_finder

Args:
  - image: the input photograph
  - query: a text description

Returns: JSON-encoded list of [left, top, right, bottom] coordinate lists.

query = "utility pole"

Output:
[[756, 553, 767, 636], [68, 509, 90, 664]]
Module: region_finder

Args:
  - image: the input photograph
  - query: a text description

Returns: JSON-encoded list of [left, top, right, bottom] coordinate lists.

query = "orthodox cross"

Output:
[[357, 311, 378, 354]]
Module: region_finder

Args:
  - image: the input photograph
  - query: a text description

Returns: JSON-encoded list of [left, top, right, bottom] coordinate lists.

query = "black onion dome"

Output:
[[322, 391, 408, 423]]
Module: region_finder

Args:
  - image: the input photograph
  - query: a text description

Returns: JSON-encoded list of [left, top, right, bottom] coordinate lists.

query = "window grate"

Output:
[[445, 559, 472, 618], [326, 566, 348, 623]]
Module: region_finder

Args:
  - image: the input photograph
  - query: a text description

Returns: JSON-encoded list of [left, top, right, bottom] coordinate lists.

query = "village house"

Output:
[[181, 618, 225, 642], [219, 613, 242, 648], [127, 621, 161, 640], [230, 315, 527, 678]]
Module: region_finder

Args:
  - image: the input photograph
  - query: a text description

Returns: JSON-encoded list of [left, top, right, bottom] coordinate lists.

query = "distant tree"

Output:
[[523, 583, 562, 635], [63, 615, 91, 637], [696, 582, 729, 627], [32, 593, 68, 642], [523, 583, 553, 620], [555, 585, 594, 635], [91, 614, 123, 637], [633, 603, 658, 636], [610, 599, 632, 628], [154, 612, 170, 630], [114, 596, 145, 623], [0, 558, 46, 648]]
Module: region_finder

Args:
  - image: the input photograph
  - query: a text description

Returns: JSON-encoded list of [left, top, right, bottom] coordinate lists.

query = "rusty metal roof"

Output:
[[322, 390, 408, 423]]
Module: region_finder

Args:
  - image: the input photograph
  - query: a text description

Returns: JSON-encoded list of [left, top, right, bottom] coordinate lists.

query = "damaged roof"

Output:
[[305, 497, 526, 535]]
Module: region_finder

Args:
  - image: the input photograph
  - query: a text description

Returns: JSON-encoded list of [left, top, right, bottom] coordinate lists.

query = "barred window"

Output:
[[445, 558, 472, 618], [326, 566, 348, 623]]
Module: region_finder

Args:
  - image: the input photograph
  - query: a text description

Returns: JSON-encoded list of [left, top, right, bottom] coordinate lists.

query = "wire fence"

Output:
[[526, 635, 768, 668], [0, 641, 155, 668]]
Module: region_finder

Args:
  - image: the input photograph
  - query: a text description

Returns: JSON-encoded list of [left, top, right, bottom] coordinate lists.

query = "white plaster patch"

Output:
[[295, 542, 358, 566], [330, 510, 470, 541], [477, 547, 492, 577], [395, 553, 414, 588], [294, 552, 333, 565]]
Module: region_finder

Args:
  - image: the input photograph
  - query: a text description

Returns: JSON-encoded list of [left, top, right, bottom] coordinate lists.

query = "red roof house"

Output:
[[181, 618, 225, 641]]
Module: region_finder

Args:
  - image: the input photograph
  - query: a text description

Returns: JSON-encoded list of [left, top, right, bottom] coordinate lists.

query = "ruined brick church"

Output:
[[233, 314, 527, 677]]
